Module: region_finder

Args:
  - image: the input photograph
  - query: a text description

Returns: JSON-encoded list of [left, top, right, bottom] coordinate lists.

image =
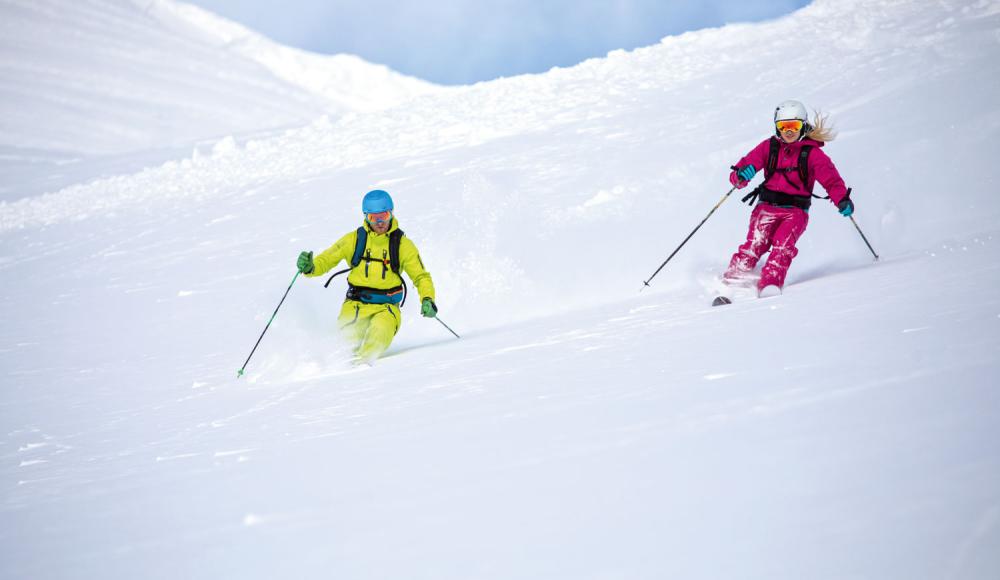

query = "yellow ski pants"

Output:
[[337, 300, 401, 362]]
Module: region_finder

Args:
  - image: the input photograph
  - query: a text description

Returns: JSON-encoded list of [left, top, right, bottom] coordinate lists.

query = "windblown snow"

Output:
[[1, 0, 999, 579]]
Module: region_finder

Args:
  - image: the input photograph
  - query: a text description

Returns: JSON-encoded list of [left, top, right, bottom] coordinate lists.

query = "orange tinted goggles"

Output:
[[366, 210, 391, 225], [776, 119, 804, 132]]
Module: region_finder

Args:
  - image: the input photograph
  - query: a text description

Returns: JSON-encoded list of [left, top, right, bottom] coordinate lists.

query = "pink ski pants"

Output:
[[724, 203, 809, 290]]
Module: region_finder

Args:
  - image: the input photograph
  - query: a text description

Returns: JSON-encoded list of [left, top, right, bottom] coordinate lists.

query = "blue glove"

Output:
[[838, 197, 854, 217], [297, 251, 314, 274], [737, 165, 756, 182], [421, 298, 438, 318]]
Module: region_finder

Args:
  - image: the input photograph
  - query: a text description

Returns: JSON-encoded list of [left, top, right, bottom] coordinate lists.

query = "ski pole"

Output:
[[849, 215, 879, 261], [434, 316, 461, 339], [641, 185, 737, 291], [237, 271, 300, 378]]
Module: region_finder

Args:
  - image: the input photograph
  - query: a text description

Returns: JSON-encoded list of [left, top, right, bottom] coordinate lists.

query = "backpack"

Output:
[[764, 136, 814, 193], [324, 227, 408, 306], [741, 137, 829, 207]]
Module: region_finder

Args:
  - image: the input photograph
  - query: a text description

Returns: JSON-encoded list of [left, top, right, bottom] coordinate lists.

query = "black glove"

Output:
[[297, 251, 314, 274]]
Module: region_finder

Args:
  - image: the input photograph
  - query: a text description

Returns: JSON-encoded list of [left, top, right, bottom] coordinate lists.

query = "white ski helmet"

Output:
[[773, 99, 812, 139]]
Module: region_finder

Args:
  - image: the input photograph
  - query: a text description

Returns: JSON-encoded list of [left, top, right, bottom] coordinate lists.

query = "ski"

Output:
[[711, 285, 783, 306]]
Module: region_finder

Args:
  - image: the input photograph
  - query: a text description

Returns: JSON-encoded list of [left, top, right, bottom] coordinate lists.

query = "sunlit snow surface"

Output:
[[2, 0, 1000, 579], [0, 0, 439, 199]]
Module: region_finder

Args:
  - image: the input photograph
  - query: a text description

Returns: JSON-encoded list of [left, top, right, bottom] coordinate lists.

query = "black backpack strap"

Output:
[[763, 137, 780, 180], [324, 268, 351, 288], [741, 184, 764, 205], [797, 145, 812, 185], [797, 146, 831, 199], [798, 145, 826, 198], [388, 229, 404, 274]]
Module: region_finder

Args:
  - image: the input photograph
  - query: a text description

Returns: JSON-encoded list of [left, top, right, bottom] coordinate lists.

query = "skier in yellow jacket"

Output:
[[296, 189, 437, 363]]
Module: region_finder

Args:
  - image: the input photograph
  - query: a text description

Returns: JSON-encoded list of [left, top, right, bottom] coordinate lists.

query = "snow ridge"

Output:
[[0, 0, 439, 156]]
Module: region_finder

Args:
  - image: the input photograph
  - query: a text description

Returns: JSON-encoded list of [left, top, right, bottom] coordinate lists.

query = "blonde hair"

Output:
[[807, 111, 837, 142]]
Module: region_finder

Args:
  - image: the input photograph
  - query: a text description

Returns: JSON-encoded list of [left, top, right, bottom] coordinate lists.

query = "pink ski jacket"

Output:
[[732, 137, 849, 206]]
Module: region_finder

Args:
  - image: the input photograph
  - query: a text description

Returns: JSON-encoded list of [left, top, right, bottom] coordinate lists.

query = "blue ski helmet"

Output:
[[362, 189, 394, 214]]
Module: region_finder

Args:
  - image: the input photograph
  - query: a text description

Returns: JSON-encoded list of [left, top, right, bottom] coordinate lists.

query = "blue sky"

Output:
[[188, 0, 811, 85]]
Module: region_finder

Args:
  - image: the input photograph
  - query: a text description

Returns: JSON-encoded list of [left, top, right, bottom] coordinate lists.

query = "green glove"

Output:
[[421, 297, 438, 318], [297, 251, 314, 274]]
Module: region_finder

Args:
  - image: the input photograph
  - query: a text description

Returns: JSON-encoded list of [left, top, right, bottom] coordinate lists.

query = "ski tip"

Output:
[[711, 296, 732, 307]]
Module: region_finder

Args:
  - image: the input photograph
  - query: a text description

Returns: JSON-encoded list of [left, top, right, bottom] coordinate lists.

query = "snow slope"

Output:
[[2, 0, 999, 579], [0, 0, 440, 199], [142, 0, 441, 113]]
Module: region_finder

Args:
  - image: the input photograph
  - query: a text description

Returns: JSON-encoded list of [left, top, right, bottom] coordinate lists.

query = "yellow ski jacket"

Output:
[[306, 218, 435, 302]]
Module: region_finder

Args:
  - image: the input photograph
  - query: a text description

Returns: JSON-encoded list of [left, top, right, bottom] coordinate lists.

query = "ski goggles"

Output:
[[366, 210, 392, 225], [775, 119, 804, 132]]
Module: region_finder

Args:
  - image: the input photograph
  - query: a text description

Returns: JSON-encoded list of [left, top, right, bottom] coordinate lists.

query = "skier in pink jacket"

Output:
[[725, 100, 854, 296]]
